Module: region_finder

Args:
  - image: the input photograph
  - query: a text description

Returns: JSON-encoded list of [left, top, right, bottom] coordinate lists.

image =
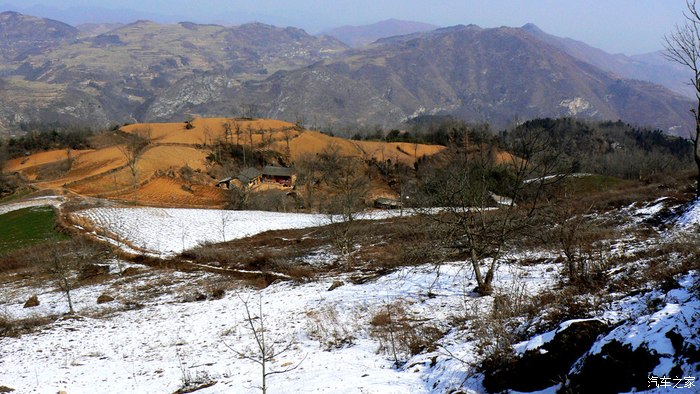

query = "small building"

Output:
[[216, 176, 233, 189], [488, 191, 514, 206], [237, 167, 262, 187], [262, 165, 294, 187], [374, 197, 403, 209]]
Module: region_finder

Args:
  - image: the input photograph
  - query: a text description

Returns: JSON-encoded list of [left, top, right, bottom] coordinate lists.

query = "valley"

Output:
[[0, 5, 699, 394]]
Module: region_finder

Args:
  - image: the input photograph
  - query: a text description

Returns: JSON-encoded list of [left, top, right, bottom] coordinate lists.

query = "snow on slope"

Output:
[[0, 260, 560, 394], [73, 207, 329, 256], [587, 271, 700, 378], [71, 207, 419, 257], [0, 196, 63, 215], [677, 198, 700, 229]]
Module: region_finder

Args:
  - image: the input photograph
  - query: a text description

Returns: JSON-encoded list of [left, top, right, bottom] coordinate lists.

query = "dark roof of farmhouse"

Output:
[[237, 168, 262, 183], [263, 166, 293, 177]]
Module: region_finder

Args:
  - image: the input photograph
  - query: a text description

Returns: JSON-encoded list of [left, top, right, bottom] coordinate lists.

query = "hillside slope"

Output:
[[0, 14, 347, 131], [521, 23, 693, 99], [0, 14, 693, 136], [154, 25, 693, 134], [2, 118, 445, 207], [0, 11, 77, 62]]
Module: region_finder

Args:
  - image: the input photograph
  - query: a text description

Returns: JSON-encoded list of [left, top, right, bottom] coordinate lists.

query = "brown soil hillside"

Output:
[[3, 118, 447, 207], [4, 149, 88, 175]]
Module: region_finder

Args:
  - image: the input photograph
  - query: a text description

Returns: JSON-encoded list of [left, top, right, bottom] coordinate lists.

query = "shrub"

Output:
[[306, 306, 356, 350], [369, 300, 443, 366]]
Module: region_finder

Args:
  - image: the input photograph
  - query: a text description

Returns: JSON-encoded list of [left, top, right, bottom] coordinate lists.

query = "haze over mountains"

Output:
[[322, 19, 439, 47], [521, 23, 693, 99], [0, 11, 693, 136]]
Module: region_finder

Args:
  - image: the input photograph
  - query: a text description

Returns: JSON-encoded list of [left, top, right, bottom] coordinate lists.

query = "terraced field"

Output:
[[3, 118, 446, 207]]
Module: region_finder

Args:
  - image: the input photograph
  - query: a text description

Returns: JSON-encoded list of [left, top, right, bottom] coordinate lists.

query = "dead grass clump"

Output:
[[0, 313, 57, 338], [78, 263, 110, 282], [180, 290, 208, 303], [643, 235, 700, 288], [348, 216, 451, 273], [96, 293, 115, 304], [210, 287, 225, 300], [121, 266, 141, 276], [527, 287, 604, 331], [23, 294, 39, 308], [472, 286, 533, 367], [265, 257, 315, 281], [306, 306, 356, 350], [369, 300, 443, 366], [0, 254, 25, 273]]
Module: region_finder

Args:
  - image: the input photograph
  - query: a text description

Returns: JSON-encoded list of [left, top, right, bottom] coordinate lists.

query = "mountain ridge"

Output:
[[153, 24, 692, 134], [521, 22, 693, 98], [0, 12, 693, 137], [322, 18, 439, 47]]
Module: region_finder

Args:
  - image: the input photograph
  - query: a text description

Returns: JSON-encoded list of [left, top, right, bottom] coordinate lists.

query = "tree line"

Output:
[[2, 125, 94, 159]]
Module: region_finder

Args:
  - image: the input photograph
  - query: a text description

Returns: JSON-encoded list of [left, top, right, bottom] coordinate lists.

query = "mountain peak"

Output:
[[521, 23, 542, 33]]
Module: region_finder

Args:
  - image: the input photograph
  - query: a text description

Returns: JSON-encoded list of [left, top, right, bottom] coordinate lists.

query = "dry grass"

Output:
[[0, 313, 58, 338], [9, 118, 447, 208], [369, 299, 443, 366], [180, 214, 446, 287], [306, 306, 357, 350]]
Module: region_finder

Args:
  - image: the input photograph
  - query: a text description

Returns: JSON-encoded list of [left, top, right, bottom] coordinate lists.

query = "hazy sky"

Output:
[[0, 0, 688, 55]]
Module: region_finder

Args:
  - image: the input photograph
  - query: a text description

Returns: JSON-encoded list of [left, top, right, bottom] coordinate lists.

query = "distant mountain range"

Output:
[[521, 23, 692, 99], [321, 19, 439, 48], [0, 11, 694, 136]]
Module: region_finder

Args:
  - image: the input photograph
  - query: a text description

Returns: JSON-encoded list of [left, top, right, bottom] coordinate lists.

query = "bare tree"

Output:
[[202, 124, 214, 147], [294, 153, 323, 210], [282, 127, 294, 159], [46, 236, 99, 314], [223, 293, 305, 394], [222, 121, 232, 145], [219, 210, 231, 242], [665, 0, 700, 196], [294, 112, 305, 129], [0, 143, 17, 197], [227, 182, 252, 210], [49, 243, 75, 314], [419, 127, 570, 295], [324, 152, 370, 261], [118, 127, 151, 205], [247, 125, 254, 148]]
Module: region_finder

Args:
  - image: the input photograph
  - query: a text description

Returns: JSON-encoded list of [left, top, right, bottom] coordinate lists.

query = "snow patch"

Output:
[[676, 198, 700, 229]]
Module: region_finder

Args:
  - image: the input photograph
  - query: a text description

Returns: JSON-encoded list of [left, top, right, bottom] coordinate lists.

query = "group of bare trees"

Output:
[[417, 126, 572, 295], [0, 143, 17, 197]]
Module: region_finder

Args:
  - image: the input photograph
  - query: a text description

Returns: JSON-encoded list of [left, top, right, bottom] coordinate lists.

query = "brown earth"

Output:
[[4, 118, 446, 207]]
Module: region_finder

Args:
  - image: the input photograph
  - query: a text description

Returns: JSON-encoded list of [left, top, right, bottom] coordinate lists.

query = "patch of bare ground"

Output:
[[581, 171, 695, 211], [178, 214, 446, 285]]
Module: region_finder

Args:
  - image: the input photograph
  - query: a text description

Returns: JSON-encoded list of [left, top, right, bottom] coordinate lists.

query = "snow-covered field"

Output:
[[0, 260, 559, 394], [71, 207, 419, 257], [2, 254, 696, 393], [72, 207, 330, 256], [1, 196, 699, 393]]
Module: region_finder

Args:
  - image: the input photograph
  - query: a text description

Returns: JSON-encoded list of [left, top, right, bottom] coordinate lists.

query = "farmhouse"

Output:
[[237, 167, 262, 187], [374, 197, 402, 209], [262, 165, 294, 187]]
